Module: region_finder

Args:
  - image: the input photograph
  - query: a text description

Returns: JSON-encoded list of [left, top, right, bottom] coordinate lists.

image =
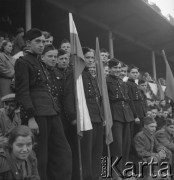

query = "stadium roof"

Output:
[[45, 0, 174, 62]]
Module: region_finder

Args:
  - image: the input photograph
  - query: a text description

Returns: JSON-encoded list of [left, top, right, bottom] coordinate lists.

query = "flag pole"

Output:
[[152, 51, 157, 81], [73, 55, 83, 180]]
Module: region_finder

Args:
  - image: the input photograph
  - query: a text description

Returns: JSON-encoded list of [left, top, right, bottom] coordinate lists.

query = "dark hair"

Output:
[[138, 79, 146, 85], [127, 64, 139, 73], [121, 62, 128, 68], [58, 49, 67, 57], [108, 58, 120, 68], [42, 31, 52, 39], [42, 44, 56, 55], [60, 39, 70, 46], [8, 125, 34, 152], [1, 40, 11, 52], [82, 47, 94, 55], [100, 48, 109, 53]]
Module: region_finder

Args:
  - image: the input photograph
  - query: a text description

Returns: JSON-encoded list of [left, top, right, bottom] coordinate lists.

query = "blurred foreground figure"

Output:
[[0, 125, 40, 180]]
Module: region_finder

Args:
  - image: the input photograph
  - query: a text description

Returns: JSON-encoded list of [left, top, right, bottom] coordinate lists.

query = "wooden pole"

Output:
[[108, 31, 114, 58], [152, 51, 157, 81], [25, 0, 32, 31]]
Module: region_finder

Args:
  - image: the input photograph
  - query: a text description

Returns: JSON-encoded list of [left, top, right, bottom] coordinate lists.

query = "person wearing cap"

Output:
[[0, 93, 21, 147], [15, 28, 72, 180], [134, 116, 168, 162], [134, 116, 172, 178], [106, 58, 134, 178], [64, 47, 104, 180]]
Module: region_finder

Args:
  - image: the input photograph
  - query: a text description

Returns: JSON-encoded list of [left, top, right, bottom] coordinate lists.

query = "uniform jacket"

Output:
[[0, 52, 15, 79], [106, 75, 134, 123], [64, 68, 103, 123], [0, 149, 40, 180], [155, 128, 174, 152], [15, 52, 58, 121], [127, 79, 146, 118], [0, 108, 21, 137], [134, 128, 165, 162]]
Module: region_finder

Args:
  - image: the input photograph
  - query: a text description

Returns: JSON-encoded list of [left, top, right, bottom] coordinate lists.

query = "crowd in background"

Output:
[[0, 27, 174, 180]]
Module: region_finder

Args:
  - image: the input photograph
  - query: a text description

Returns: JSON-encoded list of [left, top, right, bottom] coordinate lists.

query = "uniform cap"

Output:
[[25, 28, 42, 41], [1, 93, 15, 102]]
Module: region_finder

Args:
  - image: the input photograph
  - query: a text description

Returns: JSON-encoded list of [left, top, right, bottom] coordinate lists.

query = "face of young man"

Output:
[[42, 50, 58, 67], [4, 101, 17, 117], [163, 111, 168, 119], [167, 125, 174, 135], [145, 123, 157, 134], [120, 66, 128, 79], [100, 52, 109, 63], [61, 43, 71, 54], [28, 35, 45, 55], [57, 54, 69, 69], [84, 51, 95, 67], [139, 82, 147, 92], [109, 63, 121, 77], [12, 136, 32, 160], [104, 66, 109, 77], [4, 42, 13, 54], [129, 68, 139, 80], [88, 64, 96, 77], [45, 36, 53, 45], [151, 109, 158, 118]]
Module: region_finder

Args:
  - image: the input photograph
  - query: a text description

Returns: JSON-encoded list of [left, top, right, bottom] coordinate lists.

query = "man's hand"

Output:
[[28, 117, 39, 134], [158, 150, 166, 159], [71, 120, 77, 126], [135, 117, 140, 124]]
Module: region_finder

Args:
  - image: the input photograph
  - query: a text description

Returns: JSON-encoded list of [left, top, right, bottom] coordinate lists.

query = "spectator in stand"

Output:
[[160, 99, 167, 108], [60, 39, 71, 57], [103, 64, 109, 77], [42, 31, 53, 45], [120, 63, 128, 81], [0, 40, 15, 106], [134, 116, 171, 179], [0, 125, 40, 180], [100, 48, 109, 65], [12, 27, 25, 56], [0, 93, 21, 138], [0, 36, 5, 49]]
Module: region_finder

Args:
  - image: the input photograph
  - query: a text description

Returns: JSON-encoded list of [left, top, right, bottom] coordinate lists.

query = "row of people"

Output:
[[0, 27, 173, 180]]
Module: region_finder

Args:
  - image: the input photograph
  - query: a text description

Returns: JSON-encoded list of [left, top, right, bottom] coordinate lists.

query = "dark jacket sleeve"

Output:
[[127, 83, 138, 118], [15, 58, 36, 118], [63, 72, 76, 122]]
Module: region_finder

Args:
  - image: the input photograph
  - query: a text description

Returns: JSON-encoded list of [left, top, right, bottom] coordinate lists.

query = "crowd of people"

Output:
[[0, 27, 174, 180]]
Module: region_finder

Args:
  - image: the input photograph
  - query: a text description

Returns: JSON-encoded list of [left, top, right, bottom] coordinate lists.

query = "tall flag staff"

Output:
[[162, 50, 174, 102], [69, 13, 93, 180], [95, 37, 113, 177]]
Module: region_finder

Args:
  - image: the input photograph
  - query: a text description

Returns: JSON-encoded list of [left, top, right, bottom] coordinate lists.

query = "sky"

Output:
[[149, 0, 174, 17]]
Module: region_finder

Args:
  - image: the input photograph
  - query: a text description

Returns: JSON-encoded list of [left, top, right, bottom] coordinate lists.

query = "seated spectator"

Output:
[[0, 40, 15, 106], [0, 93, 21, 138], [156, 119, 174, 153], [0, 125, 40, 180], [134, 116, 171, 178], [120, 63, 128, 81], [160, 99, 167, 108]]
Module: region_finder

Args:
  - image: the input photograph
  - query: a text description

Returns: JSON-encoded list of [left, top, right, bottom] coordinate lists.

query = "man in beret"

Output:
[[0, 93, 21, 147], [15, 28, 72, 180]]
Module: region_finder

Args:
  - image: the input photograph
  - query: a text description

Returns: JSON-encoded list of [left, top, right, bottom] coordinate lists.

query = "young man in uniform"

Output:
[[15, 28, 72, 180]]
